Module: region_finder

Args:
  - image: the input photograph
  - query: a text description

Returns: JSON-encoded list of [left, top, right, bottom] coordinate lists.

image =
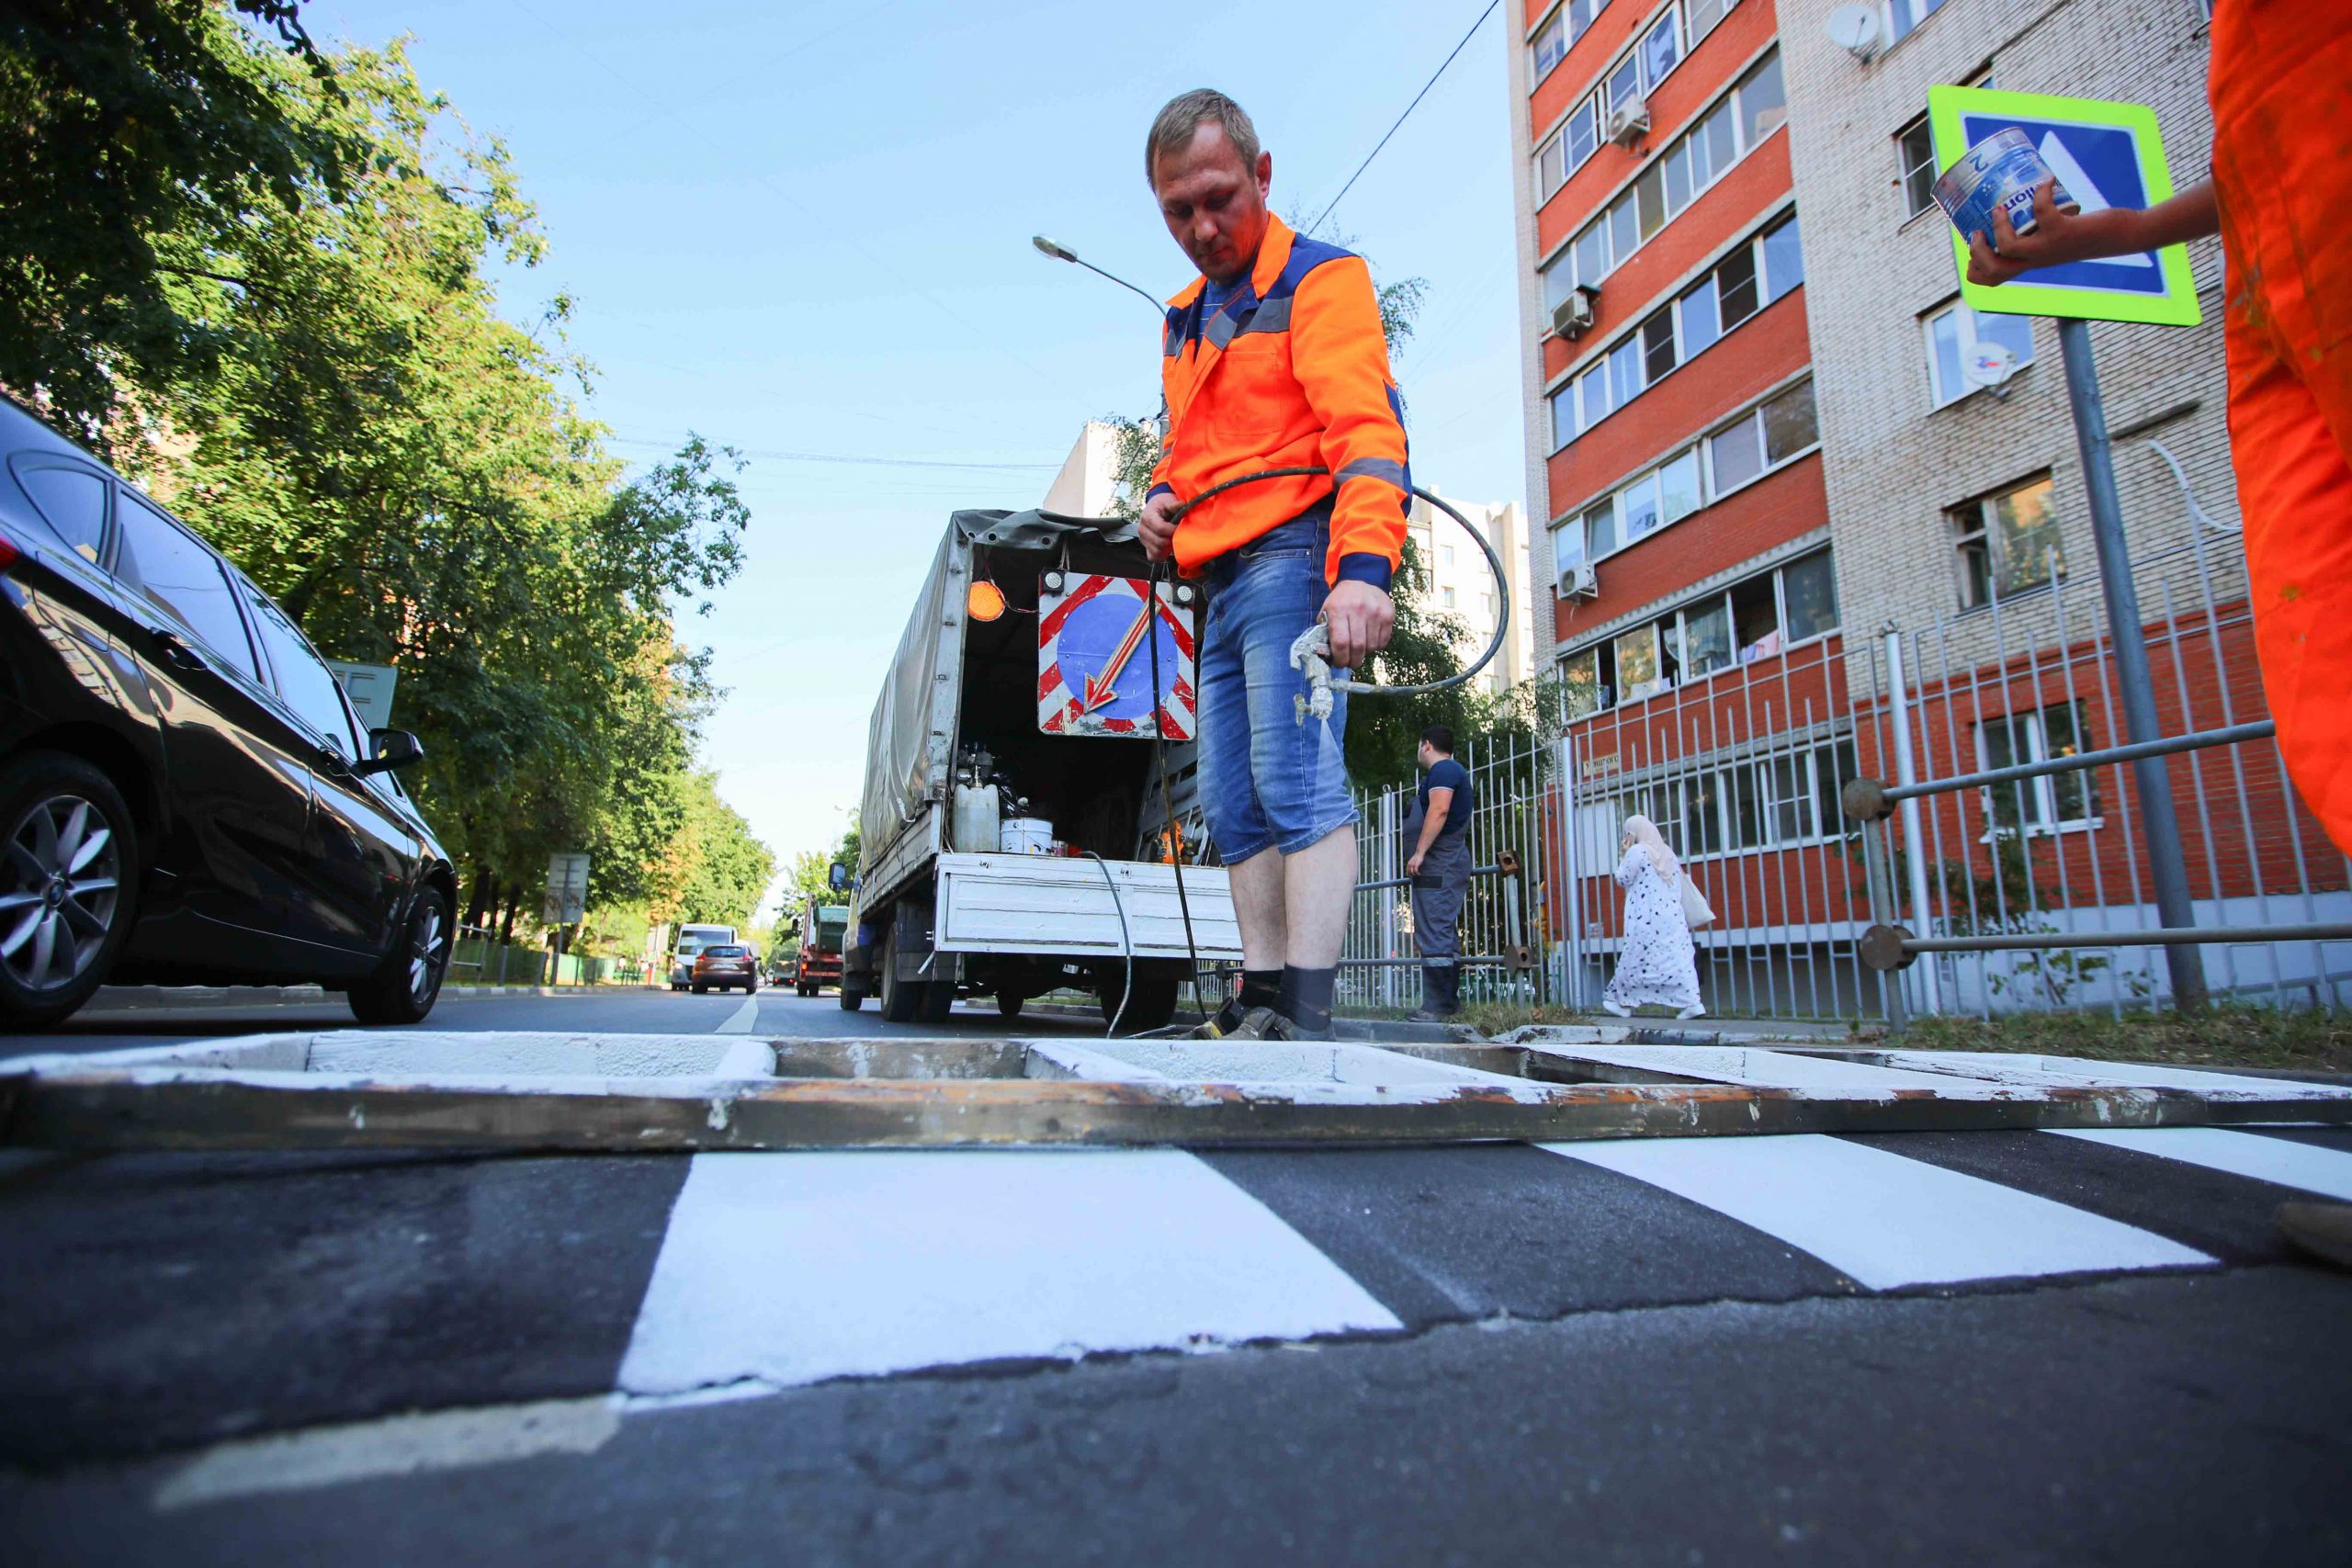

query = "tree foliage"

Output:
[[7, 6, 773, 945]]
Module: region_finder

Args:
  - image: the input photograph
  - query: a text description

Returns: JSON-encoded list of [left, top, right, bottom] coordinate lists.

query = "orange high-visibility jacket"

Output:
[[1148, 213, 1412, 589]]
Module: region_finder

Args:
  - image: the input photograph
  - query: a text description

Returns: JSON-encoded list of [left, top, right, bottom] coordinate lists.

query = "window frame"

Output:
[[1922, 299, 2039, 409], [1548, 207, 1802, 450], [1544, 48, 1787, 310], [1951, 473, 2065, 612], [110, 486, 266, 686], [1555, 546, 1839, 715], [1895, 114, 1938, 219], [8, 455, 114, 568], [1976, 702, 2101, 836]]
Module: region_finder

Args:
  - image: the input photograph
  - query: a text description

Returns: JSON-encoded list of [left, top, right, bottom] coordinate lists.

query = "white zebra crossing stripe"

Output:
[[617, 1150, 1401, 1396], [1540, 1134, 2212, 1290], [2048, 1128, 2352, 1201]]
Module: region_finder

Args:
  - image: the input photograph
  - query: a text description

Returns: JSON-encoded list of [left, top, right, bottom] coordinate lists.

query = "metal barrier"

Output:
[[1844, 716, 2352, 1029]]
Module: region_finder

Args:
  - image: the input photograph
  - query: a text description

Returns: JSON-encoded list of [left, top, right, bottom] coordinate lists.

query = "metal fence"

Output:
[[1340, 520, 2351, 1021]]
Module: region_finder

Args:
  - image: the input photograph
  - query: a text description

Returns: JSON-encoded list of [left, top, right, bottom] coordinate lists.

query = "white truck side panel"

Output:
[[933, 853, 1241, 960]]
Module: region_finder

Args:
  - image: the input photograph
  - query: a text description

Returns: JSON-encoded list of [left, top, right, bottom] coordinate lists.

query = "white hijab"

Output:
[[1623, 815, 1681, 882]]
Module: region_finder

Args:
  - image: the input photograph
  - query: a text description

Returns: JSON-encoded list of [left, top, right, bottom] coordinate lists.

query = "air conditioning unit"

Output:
[[1551, 285, 1598, 340], [1606, 96, 1650, 149], [1563, 562, 1600, 599]]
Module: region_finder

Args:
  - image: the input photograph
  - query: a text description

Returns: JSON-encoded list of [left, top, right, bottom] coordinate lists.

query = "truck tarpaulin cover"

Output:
[[858, 510, 1140, 869]]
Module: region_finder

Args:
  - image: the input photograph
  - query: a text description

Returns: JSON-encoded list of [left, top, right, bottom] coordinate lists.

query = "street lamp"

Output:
[[1031, 234, 1166, 321]]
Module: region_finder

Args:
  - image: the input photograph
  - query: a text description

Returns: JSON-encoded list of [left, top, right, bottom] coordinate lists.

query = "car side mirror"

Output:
[[827, 862, 850, 891], [355, 728, 425, 777]]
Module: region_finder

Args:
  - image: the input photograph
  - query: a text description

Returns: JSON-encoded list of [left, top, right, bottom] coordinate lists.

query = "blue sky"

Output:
[[311, 0, 1527, 911]]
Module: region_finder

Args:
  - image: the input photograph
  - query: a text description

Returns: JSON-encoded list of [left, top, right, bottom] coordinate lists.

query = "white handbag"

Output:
[[1678, 872, 1715, 930]]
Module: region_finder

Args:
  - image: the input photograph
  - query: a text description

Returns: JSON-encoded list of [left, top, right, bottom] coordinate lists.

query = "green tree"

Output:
[[0, 0, 365, 442], [674, 771, 775, 930]]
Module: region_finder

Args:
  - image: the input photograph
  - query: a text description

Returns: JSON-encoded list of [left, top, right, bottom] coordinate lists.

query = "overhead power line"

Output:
[[608, 435, 1057, 471], [1304, 0, 1501, 239]]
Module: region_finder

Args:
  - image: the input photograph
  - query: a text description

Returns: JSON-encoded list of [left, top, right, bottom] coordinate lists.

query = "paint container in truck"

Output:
[[1933, 127, 2077, 250], [999, 818, 1057, 856]]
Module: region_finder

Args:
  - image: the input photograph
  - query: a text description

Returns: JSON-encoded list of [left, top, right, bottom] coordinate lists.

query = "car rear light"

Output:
[[0, 530, 19, 573]]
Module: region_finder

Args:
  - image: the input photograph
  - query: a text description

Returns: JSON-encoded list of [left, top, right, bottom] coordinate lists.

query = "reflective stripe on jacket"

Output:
[[1148, 213, 1411, 589]]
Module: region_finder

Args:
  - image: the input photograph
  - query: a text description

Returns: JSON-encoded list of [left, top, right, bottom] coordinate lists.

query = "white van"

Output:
[[667, 923, 739, 991]]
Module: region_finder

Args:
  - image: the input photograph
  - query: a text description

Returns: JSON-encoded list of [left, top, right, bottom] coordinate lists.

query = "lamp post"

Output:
[[1031, 235, 1167, 321]]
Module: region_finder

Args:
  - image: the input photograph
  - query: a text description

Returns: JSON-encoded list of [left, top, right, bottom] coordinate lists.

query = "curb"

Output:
[[80, 983, 649, 1013]]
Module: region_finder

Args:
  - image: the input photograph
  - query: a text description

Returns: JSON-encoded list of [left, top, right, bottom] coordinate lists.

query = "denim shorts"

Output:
[[1196, 508, 1359, 862]]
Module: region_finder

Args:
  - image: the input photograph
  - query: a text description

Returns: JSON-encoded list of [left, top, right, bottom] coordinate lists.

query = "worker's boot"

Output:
[[1225, 1006, 1337, 1043], [1189, 995, 1249, 1039], [1408, 964, 1460, 1022]]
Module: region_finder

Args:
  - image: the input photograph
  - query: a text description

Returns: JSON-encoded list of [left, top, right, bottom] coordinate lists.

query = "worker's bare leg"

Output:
[[1282, 823, 1354, 968], [1224, 848, 1288, 972]]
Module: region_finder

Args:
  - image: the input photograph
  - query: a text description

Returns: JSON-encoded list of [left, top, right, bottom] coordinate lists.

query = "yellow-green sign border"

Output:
[[1927, 85, 2201, 328]]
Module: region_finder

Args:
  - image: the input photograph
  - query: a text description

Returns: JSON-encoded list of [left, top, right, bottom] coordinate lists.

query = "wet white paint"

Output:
[[152, 1395, 620, 1510], [1024, 1038, 1523, 1088], [307, 1032, 750, 1079], [616, 1149, 1401, 1396], [1527, 1044, 1965, 1091], [1541, 1134, 2212, 1289], [715, 998, 759, 1035], [2048, 1126, 2352, 1201]]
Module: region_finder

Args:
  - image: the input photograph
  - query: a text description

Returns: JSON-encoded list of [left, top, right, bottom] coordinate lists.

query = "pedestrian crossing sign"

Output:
[[1928, 85, 2202, 327]]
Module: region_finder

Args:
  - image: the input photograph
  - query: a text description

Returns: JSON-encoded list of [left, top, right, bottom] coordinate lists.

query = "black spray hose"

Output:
[[1048, 467, 1514, 1037]]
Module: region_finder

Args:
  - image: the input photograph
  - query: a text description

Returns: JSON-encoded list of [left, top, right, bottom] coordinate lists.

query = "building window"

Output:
[[1980, 702, 2098, 831], [1736, 51, 1786, 145], [1686, 0, 1736, 44], [1558, 548, 1838, 713], [1532, 9, 1568, 82], [1780, 548, 1838, 642], [1639, 9, 1682, 88], [1953, 475, 2064, 609], [1442, 543, 1456, 568], [1886, 0, 1947, 45], [1561, 647, 1605, 718], [1924, 301, 2037, 407], [1705, 378, 1818, 497], [1551, 209, 1803, 443], [1760, 211, 1804, 300], [1442, 586, 1458, 608], [1582, 739, 1858, 863], [1548, 49, 1785, 301], [1896, 116, 1938, 218]]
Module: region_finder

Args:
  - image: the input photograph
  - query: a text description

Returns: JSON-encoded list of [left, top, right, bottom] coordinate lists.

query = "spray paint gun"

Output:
[[1287, 618, 1376, 726]]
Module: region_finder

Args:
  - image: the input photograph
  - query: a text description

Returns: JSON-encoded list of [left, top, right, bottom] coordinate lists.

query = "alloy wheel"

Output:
[[1, 793, 122, 994], [409, 904, 447, 1002]]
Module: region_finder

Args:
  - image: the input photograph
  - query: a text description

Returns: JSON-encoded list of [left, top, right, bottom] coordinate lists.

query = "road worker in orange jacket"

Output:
[[1136, 88, 1411, 1042], [1967, 0, 2351, 869], [1968, 0, 2352, 1270]]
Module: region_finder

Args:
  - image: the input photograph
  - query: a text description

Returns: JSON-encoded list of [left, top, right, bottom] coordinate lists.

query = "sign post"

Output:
[[1928, 87, 2206, 1008], [541, 852, 591, 986]]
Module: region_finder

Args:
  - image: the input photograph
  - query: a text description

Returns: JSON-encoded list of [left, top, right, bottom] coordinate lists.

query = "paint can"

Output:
[[1933, 127, 2076, 249], [999, 818, 1057, 855]]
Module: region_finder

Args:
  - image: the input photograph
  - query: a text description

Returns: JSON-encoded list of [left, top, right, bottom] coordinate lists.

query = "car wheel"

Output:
[[747, 978, 758, 993], [692, 983, 707, 995], [995, 990, 1024, 1020], [0, 752, 141, 1030], [348, 886, 451, 1026], [1093, 961, 1179, 1033]]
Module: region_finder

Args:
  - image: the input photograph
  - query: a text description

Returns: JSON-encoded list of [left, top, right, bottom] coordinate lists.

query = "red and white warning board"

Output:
[[1036, 574, 1195, 739]]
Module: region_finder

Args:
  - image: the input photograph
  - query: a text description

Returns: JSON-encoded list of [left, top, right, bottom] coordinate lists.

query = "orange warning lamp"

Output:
[[967, 580, 1007, 622]]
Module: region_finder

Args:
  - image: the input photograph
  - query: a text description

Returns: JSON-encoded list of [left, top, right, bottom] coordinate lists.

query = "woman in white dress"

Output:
[[1600, 815, 1703, 1019]]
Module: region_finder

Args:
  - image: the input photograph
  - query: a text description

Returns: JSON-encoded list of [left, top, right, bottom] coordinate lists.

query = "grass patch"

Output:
[[1449, 999, 2349, 1075], [1897, 1006, 2352, 1076]]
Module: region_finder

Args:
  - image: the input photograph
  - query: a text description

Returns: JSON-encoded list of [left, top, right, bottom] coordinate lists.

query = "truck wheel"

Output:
[[1094, 962, 1179, 1033], [877, 923, 922, 1023], [838, 980, 864, 1011], [0, 752, 141, 1030], [919, 981, 955, 1025]]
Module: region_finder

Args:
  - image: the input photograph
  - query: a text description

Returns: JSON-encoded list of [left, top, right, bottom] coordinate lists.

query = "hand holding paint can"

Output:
[[1934, 128, 2078, 253]]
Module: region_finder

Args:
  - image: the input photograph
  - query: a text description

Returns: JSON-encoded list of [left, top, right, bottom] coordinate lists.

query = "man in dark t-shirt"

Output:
[[1407, 725, 1474, 1021]]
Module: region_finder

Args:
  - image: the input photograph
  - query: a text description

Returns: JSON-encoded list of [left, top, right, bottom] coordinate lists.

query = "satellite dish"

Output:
[[1826, 4, 1882, 60], [1962, 341, 2018, 396]]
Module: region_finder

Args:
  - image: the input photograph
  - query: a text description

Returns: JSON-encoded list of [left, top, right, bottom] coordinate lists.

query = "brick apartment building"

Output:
[[1508, 0, 2345, 1013]]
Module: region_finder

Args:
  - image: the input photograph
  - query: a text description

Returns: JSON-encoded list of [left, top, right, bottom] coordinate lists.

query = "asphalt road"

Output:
[[3, 990, 2350, 1562]]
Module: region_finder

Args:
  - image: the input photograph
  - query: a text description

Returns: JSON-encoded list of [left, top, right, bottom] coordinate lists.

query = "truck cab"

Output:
[[794, 900, 849, 996]]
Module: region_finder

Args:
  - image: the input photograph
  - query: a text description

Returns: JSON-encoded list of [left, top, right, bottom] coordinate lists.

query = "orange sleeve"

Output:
[[1289, 254, 1411, 588]]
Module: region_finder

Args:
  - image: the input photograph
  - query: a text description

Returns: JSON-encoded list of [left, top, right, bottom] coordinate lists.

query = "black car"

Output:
[[0, 398, 457, 1028]]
